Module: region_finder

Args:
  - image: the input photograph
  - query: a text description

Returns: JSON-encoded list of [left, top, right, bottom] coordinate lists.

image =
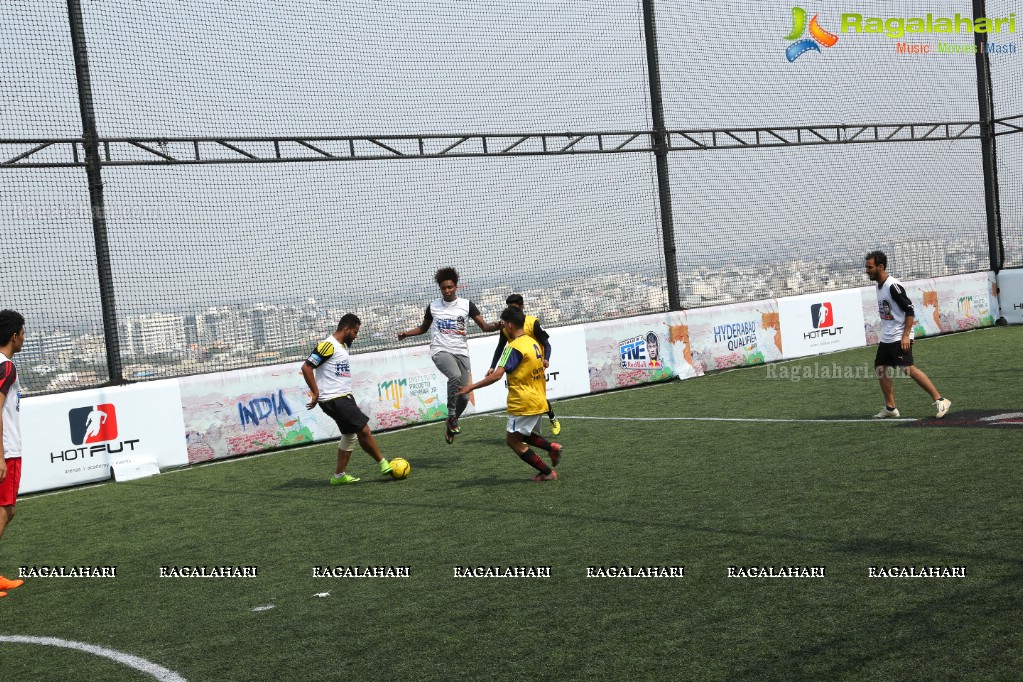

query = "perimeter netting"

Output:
[[1, 0, 1017, 392]]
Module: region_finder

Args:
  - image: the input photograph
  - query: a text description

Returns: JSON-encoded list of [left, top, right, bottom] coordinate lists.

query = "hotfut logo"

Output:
[[51, 404, 139, 463], [785, 7, 839, 62], [804, 302, 844, 340], [69, 404, 118, 444], [811, 303, 833, 328]]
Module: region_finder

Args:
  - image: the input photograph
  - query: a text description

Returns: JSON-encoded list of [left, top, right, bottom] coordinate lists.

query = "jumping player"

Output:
[[398, 267, 499, 443]]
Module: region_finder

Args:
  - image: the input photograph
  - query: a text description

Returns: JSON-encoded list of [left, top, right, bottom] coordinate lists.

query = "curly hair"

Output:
[[434, 267, 459, 286]]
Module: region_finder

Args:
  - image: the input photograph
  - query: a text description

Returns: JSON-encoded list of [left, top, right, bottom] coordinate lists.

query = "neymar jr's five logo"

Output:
[[619, 332, 662, 371], [785, 7, 839, 62]]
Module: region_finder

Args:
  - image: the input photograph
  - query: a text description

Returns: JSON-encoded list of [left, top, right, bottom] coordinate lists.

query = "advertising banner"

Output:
[[779, 289, 867, 359], [663, 311, 702, 381], [466, 325, 592, 414], [585, 313, 685, 392], [179, 346, 450, 463], [932, 271, 997, 332], [19, 379, 188, 494], [997, 268, 1023, 325], [179, 362, 332, 463], [685, 299, 783, 372], [17, 271, 1000, 495], [351, 345, 449, 431], [860, 273, 996, 343]]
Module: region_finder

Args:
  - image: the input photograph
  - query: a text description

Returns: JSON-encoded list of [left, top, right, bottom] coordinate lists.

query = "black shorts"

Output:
[[319, 395, 369, 434], [874, 341, 914, 368]]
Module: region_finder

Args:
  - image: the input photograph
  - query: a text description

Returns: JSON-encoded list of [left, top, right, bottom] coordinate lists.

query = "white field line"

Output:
[[0, 635, 186, 681]]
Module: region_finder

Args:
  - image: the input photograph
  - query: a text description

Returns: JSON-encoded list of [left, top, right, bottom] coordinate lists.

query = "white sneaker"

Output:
[[873, 406, 901, 419], [934, 398, 951, 419]]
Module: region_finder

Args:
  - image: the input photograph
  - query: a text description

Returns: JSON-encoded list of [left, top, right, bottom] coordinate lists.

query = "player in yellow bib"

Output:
[[487, 294, 560, 434], [460, 306, 562, 481]]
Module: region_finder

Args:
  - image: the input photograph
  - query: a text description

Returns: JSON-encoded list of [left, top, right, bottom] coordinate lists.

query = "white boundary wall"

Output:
[[997, 269, 1023, 325], [17, 270, 1001, 495]]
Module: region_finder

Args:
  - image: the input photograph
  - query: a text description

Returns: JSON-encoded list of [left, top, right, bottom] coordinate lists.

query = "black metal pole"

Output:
[[641, 0, 682, 311], [973, 0, 1003, 273], [66, 0, 122, 382]]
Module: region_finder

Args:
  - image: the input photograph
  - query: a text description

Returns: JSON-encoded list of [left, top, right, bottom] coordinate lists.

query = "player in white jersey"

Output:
[[397, 267, 499, 443], [0, 310, 27, 597], [865, 252, 951, 419], [301, 313, 394, 485]]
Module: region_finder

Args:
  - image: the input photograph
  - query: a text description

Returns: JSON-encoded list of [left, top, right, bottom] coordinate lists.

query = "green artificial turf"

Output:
[[1, 326, 1021, 681]]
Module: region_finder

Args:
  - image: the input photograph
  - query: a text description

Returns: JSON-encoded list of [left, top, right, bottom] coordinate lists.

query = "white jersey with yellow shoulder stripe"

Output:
[[306, 335, 353, 401]]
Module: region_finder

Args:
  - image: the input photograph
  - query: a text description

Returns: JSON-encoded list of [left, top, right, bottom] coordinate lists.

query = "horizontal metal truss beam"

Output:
[[3, 116, 1022, 168]]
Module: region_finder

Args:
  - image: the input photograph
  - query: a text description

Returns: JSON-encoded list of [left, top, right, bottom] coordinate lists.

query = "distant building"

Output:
[[120, 313, 185, 356], [892, 238, 950, 279], [18, 330, 74, 364]]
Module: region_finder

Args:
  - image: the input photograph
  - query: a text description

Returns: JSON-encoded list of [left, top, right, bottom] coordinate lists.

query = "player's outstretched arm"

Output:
[[489, 333, 508, 374], [458, 367, 506, 395], [397, 325, 426, 340], [398, 308, 432, 340], [472, 313, 500, 333]]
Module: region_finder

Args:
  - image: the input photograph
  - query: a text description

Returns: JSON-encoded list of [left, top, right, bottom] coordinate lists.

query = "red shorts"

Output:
[[0, 457, 22, 507]]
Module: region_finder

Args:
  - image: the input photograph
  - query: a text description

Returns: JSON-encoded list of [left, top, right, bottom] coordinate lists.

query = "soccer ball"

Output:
[[389, 457, 411, 480]]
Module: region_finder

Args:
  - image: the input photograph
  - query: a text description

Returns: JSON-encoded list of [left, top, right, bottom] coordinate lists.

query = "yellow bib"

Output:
[[502, 333, 548, 416]]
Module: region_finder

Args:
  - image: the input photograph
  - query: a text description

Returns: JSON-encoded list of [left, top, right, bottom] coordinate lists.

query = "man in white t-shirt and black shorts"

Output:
[[865, 251, 951, 419], [398, 267, 499, 444], [302, 313, 394, 485]]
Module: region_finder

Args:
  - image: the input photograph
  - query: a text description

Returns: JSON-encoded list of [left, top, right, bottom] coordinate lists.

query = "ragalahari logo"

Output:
[[69, 404, 118, 445], [785, 7, 839, 61], [811, 303, 834, 329]]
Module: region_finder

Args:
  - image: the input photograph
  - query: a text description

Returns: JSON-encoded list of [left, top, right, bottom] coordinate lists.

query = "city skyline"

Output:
[[14, 239, 991, 395]]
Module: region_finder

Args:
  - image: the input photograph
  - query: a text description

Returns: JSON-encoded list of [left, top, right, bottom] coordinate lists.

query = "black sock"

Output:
[[526, 434, 552, 452], [517, 448, 551, 475]]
